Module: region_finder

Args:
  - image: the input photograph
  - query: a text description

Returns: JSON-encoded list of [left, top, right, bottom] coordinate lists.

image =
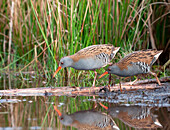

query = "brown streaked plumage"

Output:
[[116, 50, 162, 70], [54, 105, 119, 130], [99, 50, 163, 89], [99, 103, 162, 129], [69, 44, 116, 62], [53, 44, 120, 88]]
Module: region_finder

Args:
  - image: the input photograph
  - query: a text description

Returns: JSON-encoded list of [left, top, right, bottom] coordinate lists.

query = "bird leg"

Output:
[[92, 70, 97, 88], [108, 63, 112, 66], [149, 71, 161, 85], [119, 77, 122, 93], [108, 74, 111, 91], [93, 95, 97, 109]]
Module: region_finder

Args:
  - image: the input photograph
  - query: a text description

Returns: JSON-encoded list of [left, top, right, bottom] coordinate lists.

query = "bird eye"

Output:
[[108, 68, 111, 71], [61, 62, 64, 65], [60, 117, 63, 120]]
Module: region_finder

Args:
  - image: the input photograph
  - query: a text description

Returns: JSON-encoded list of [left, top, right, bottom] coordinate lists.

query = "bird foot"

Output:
[[99, 86, 109, 93], [128, 82, 136, 86], [69, 86, 79, 91], [127, 78, 139, 86], [108, 63, 113, 66], [92, 85, 96, 88], [89, 86, 97, 93]]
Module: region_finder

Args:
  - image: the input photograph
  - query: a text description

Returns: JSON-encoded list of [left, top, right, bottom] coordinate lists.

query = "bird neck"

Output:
[[63, 56, 74, 68], [109, 65, 121, 75], [60, 114, 73, 126]]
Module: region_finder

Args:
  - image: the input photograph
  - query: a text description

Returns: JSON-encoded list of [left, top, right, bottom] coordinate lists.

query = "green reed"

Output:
[[0, 0, 169, 86]]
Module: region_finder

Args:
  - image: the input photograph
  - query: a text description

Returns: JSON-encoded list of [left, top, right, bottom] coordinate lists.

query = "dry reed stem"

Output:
[[131, 0, 145, 48], [115, 0, 119, 44], [120, 5, 130, 40], [148, 5, 156, 49], [71, 0, 73, 39], [112, 0, 115, 36], [57, 1, 63, 33], [47, 0, 51, 37], [164, 39, 170, 52], [151, 11, 170, 26], [89, 0, 93, 30], [8, 0, 14, 66], [1, 0, 168, 75], [34, 45, 37, 63], [3, 30, 6, 66], [20, 42, 47, 71], [81, 0, 89, 33]]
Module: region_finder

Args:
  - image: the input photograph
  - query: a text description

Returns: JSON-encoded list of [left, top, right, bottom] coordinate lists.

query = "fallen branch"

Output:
[[0, 77, 169, 96], [121, 76, 170, 85]]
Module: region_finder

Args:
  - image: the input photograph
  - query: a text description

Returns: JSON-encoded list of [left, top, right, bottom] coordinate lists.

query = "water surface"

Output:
[[0, 74, 169, 129]]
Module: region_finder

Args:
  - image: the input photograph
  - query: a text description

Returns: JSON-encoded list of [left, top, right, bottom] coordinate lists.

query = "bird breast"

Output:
[[113, 63, 150, 77], [72, 56, 109, 70]]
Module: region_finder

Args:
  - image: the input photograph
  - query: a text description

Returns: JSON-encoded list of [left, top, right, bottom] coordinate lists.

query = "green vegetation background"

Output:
[[0, 0, 169, 87], [0, 1, 169, 129]]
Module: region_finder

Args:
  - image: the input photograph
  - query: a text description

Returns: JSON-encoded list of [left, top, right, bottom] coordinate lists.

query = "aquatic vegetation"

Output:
[[0, 1, 169, 78]]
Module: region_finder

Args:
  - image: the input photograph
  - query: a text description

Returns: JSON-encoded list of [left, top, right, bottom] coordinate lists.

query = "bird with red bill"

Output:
[[53, 105, 120, 129], [99, 49, 163, 91], [53, 44, 120, 88]]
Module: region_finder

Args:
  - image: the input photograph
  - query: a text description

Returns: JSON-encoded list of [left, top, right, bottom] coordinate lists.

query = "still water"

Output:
[[0, 74, 169, 129]]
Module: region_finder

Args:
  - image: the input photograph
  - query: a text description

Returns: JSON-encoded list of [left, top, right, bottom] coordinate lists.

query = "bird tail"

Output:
[[154, 119, 162, 128], [110, 47, 120, 59], [150, 50, 163, 66]]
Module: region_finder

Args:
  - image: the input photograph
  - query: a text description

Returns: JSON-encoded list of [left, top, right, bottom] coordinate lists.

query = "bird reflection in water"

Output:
[[99, 103, 162, 129], [53, 105, 119, 130]]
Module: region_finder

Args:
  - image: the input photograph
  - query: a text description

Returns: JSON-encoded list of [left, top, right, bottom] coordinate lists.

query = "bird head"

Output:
[[99, 65, 117, 78], [53, 57, 73, 77], [53, 105, 73, 126]]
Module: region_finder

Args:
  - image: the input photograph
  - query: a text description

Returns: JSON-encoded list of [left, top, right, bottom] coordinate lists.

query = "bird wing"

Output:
[[70, 44, 115, 62], [116, 50, 162, 70]]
